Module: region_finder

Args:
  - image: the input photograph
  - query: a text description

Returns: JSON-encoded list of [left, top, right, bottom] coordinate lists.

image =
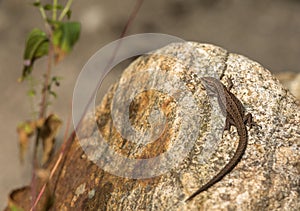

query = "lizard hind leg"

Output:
[[222, 116, 235, 138], [244, 113, 255, 129]]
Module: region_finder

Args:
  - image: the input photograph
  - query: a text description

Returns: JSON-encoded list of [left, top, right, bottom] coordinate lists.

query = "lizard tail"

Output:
[[185, 133, 247, 202]]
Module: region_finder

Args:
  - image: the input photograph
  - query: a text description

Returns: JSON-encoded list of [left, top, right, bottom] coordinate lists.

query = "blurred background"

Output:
[[1, 0, 300, 208]]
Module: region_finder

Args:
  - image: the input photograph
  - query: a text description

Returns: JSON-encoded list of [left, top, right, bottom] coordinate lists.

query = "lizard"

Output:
[[185, 76, 255, 202]]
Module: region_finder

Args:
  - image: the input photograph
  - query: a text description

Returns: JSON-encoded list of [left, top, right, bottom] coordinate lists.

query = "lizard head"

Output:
[[200, 77, 222, 92]]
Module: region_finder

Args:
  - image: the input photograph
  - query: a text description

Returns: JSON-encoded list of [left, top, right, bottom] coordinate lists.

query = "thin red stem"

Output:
[[30, 0, 144, 210], [31, 27, 53, 210]]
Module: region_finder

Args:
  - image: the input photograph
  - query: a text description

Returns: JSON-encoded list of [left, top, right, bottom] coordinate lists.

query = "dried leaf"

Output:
[[40, 114, 62, 165], [17, 121, 36, 163], [7, 187, 29, 211]]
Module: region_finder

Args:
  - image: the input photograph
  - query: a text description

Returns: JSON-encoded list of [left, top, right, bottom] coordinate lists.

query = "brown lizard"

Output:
[[185, 76, 255, 202]]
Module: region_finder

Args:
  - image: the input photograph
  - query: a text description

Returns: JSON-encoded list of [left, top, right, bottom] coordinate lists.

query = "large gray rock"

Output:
[[77, 42, 299, 210]]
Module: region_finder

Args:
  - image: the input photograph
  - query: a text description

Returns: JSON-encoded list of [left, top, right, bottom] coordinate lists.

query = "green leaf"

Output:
[[10, 205, 24, 211], [51, 76, 63, 86], [44, 4, 53, 10], [23, 29, 48, 61], [52, 22, 81, 62], [20, 28, 49, 82], [32, 2, 41, 7], [66, 10, 72, 19], [44, 4, 63, 11], [27, 89, 36, 97], [34, 40, 49, 58], [52, 76, 63, 81], [52, 76, 62, 86], [49, 90, 57, 98]]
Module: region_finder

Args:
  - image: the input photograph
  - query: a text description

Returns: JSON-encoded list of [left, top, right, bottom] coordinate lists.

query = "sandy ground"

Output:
[[1, 0, 300, 208]]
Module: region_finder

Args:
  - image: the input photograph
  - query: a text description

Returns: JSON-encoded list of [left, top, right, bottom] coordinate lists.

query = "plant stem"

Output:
[[27, 76, 38, 118], [31, 30, 54, 211], [39, 36, 53, 119], [59, 0, 73, 21], [53, 0, 58, 21], [32, 31, 53, 183], [35, 0, 47, 21], [41, 0, 56, 112]]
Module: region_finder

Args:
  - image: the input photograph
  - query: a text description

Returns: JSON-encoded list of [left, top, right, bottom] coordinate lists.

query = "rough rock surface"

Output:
[[7, 42, 300, 211], [276, 72, 300, 101]]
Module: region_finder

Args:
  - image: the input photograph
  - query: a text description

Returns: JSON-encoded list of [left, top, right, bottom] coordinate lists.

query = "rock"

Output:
[[7, 42, 300, 211], [69, 42, 300, 210], [275, 72, 300, 101]]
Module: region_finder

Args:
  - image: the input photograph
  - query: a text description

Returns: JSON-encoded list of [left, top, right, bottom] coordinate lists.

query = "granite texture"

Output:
[[66, 42, 300, 210]]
